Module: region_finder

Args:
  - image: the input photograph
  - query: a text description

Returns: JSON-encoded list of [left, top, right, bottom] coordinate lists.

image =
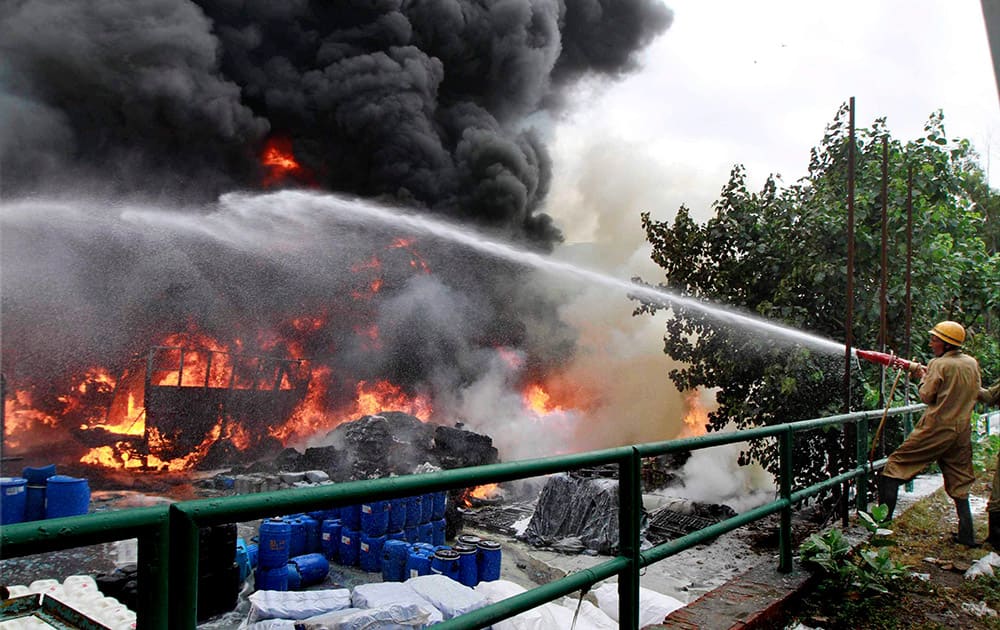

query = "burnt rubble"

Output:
[[518, 464, 737, 556], [217, 412, 499, 483]]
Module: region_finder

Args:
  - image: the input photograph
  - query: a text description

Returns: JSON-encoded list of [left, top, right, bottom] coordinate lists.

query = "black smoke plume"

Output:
[[2, 0, 671, 246], [0, 0, 672, 462]]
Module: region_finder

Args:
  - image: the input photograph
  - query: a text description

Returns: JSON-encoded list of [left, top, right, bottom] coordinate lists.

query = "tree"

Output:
[[635, 105, 999, 490]]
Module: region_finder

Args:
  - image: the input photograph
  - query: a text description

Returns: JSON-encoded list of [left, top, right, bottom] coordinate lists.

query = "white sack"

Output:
[[247, 589, 351, 621], [405, 574, 489, 619], [351, 582, 443, 625], [593, 582, 684, 626], [300, 604, 432, 629]]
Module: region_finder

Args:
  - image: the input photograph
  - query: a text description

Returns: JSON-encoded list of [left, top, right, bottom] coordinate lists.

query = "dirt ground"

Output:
[[783, 474, 1000, 630]]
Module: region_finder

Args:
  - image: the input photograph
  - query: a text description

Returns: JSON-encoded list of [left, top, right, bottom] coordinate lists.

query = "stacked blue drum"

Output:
[[320, 518, 342, 561], [0, 478, 27, 525], [22, 464, 56, 521], [44, 475, 90, 519], [255, 518, 291, 591], [477, 539, 502, 582], [452, 543, 479, 587], [2, 465, 90, 524], [288, 552, 329, 588]]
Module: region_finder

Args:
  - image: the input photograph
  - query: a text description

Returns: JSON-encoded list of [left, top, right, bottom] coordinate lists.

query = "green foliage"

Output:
[[972, 428, 1000, 474], [636, 105, 999, 490], [799, 505, 909, 595]]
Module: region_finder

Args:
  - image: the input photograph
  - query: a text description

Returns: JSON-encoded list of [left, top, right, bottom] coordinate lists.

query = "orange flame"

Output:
[[460, 483, 501, 507], [261, 137, 313, 187], [355, 380, 432, 420], [678, 389, 710, 438], [524, 383, 563, 415]]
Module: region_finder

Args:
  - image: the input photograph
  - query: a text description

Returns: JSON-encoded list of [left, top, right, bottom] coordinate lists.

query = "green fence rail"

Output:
[[1, 404, 924, 629]]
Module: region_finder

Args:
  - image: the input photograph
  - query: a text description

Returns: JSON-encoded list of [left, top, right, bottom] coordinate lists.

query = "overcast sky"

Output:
[[547, 0, 1000, 250]]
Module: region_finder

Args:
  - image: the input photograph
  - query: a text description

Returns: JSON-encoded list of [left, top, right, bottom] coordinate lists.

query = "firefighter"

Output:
[[980, 378, 1000, 547], [877, 321, 982, 546]]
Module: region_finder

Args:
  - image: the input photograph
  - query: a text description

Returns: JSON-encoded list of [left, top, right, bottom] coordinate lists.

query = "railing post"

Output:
[[618, 448, 642, 629], [136, 517, 170, 630], [168, 505, 200, 629], [904, 410, 915, 492], [779, 430, 793, 572], [855, 415, 869, 513]]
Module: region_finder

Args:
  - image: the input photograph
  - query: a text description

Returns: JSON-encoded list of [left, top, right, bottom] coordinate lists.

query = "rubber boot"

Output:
[[877, 475, 901, 520], [988, 511, 1000, 548], [954, 498, 978, 547]]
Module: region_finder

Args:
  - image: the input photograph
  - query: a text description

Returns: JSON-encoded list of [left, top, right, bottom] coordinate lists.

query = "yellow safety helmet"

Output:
[[929, 320, 965, 346]]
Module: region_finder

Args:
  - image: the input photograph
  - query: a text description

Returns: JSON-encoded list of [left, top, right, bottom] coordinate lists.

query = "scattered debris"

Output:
[[964, 551, 1000, 579], [960, 600, 999, 617]]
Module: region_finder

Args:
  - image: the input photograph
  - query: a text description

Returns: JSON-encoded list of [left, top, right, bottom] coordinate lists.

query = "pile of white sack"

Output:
[[5, 576, 136, 629], [239, 576, 685, 629]]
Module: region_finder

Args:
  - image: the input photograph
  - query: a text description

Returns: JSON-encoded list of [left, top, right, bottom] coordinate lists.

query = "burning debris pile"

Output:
[[1, 1, 677, 473], [240, 412, 500, 484], [524, 470, 623, 555]]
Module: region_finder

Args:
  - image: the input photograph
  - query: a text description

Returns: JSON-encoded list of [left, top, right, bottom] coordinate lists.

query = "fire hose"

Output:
[[854, 349, 925, 468]]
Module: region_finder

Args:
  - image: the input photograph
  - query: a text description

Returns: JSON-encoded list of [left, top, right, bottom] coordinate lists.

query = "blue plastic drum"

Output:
[[258, 518, 292, 569], [381, 539, 410, 582], [430, 549, 460, 581], [477, 540, 502, 582], [457, 534, 481, 547], [300, 515, 321, 553], [387, 529, 406, 541], [320, 519, 342, 561], [405, 549, 432, 579], [0, 478, 27, 525], [290, 553, 330, 587], [417, 521, 433, 544], [453, 543, 479, 587], [44, 475, 89, 519], [338, 528, 360, 566], [405, 495, 422, 527], [236, 538, 251, 582], [247, 543, 259, 569], [404, 526, 419, 543], [420, 494, 434, 524], [388, 497, 407, 532], [21, 464, 56, 484], [288, 517, 307, 557], [360, 500, 389, 537], [432, 491, 447, 520], [341, 504, 361, 530], [21, 466, 55, 522], [359, 533, 386, 572], [254, 564, 289, 591], [286, 563, 301, 590], [431, 519, 446, 546]]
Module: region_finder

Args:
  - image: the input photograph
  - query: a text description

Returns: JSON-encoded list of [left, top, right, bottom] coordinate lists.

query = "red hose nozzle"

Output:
[[854, 349, 920, 371]]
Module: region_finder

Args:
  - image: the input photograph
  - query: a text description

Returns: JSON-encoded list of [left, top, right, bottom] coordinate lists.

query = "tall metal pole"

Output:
[[844, 97, 856, 414], [878, 136, 889, 408], [842, 98, 857, 526], [904, 163, 915, 492], [905, 165, 914, 383]]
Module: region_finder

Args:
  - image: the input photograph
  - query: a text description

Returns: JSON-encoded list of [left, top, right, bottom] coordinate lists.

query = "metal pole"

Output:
[[168, 505, 201, 629], [879, 136, 889, 406], [617, 448, 642, 629], [904, 164, 915, 491], [137, 517, 170, 630], [779, 431, 794, 572], [842, 97, 857, 526], [844, 96, 857, 413]]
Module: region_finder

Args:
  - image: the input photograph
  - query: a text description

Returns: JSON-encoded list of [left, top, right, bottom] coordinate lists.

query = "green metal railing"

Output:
[[1, 404, 923, 629]]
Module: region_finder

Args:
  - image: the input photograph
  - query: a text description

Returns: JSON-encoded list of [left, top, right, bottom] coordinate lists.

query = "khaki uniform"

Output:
[[883, 350, 981, 499], [980, 380, 1000, 512]]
